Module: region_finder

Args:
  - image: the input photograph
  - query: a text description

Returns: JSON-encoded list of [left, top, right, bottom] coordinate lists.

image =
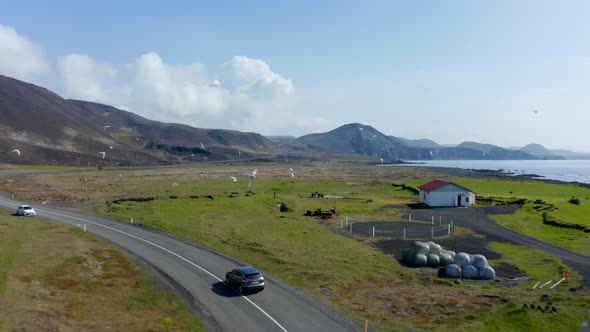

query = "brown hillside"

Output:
[[0, 75, 280, 166]]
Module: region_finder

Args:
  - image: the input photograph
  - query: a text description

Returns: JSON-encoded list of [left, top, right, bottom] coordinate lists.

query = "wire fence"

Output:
[[336, 213, 455, 240]]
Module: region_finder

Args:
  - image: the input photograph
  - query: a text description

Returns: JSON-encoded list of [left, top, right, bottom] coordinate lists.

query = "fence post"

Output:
[[372, 226, 375, 237]]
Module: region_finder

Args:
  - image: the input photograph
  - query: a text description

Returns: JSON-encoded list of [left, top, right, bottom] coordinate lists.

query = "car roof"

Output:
[[236, 266, 260, 274], [19, 205, 32, 208]]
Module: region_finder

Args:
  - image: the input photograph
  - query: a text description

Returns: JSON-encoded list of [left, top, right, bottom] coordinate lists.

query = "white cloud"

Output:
[[58, 53, 300, 133], [0, 24, 48, 80]]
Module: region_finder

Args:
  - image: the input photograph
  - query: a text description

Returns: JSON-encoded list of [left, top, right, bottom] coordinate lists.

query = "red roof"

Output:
[[418, 180, 450, 192]]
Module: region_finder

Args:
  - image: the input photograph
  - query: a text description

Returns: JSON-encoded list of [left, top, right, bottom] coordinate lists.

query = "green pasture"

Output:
[[89, 169, 588, 331], [3, 164, 589, 331]]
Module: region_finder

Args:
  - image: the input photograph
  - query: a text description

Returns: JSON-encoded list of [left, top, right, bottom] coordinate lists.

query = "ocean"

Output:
[[387, 159, 590, 184]]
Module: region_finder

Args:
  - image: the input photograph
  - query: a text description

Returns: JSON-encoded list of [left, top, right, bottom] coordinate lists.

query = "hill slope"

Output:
[[0, 75, 279, 166]]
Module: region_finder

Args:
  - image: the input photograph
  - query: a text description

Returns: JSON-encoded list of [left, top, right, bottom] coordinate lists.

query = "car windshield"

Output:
[[246, 273, 261, 279], [23, 206, 32, 210]]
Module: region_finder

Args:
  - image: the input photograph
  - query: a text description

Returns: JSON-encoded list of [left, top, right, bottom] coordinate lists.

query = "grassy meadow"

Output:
[[0, 210, 204, 332], [1, 163, 589, 331]]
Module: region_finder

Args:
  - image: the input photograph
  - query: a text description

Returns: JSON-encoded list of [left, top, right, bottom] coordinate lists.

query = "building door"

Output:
[[456, 195, 462, 206]]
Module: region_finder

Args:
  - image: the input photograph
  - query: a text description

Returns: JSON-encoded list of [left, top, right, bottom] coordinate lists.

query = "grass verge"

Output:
[[0, 211, 204, 332]]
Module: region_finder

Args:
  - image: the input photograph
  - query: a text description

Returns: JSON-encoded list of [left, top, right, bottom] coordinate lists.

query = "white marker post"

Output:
[[432, 216, 434, 225], [83, 224, 87, 232], [131, 217, 133, 224], [549, 278, 566, 289], [409, 214, 412, 222], [539, 280, 552, 289], [372, 226, 375, 237], [448, 224, 451, 235], [403, 228, 406, 240]]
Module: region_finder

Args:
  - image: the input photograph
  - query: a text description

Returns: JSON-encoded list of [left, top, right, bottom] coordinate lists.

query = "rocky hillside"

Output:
[[0, 75, 279, 166]]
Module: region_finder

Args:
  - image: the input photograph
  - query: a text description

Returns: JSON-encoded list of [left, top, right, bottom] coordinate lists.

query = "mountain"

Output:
[[456, 141, 540, 159], [289, 124, 540, 160], [0, 75, 279, 166], [289, 123, 428, 160], [391, 137, 441, 148], [549, 149, 590, 160]]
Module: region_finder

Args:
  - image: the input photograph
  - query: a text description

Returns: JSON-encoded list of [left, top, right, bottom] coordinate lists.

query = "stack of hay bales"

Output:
[[445, 253, 496, 280], [402, 241, 496, 280], [402, 241, 456, 268]]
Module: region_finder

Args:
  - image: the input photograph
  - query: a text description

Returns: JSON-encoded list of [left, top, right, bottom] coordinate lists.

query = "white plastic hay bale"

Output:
[[470, 254, 488, 270], [427, 254, 440, 267], [413, 253, 428, 266], [453, 252, 471, 267], [429, 243, 442, 255], [478, 266, 496, 280], [445, 263, 462, 278], [412, 242, 430, 255], [439, 253, 453, 265], [445, 250, 456, 258], [462, 265, 478, 279]]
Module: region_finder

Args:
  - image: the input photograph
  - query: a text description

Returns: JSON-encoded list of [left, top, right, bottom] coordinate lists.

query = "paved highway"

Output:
[[0, 192, 358, 332]]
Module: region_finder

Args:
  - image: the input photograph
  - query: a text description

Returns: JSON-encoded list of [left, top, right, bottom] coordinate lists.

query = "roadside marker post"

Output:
[[431, 227, 434, 239], [448, 224, 450, 235], [372, 226, 375, 237], [539, 280, 552, 289], [432, 216, 434, 225], [130, 217, 133, 224], [409, 214, 411, 222], [83, 224, 87, 232], [549, 278, 566, 289], [403, 228, 406, 240]]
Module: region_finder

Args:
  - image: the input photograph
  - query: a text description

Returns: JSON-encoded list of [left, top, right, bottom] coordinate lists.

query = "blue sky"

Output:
[[1, 1, 589, 151]]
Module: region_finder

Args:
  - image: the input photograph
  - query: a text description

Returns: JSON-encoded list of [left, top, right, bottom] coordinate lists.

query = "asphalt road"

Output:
[[0, 193, 358, 332]]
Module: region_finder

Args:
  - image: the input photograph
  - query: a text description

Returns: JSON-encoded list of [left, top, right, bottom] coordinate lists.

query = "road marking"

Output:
[[0, 200, 288, 332]]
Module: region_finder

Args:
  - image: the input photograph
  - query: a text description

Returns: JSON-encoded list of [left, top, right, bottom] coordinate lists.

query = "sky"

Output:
[[1, 1, 589, 151]]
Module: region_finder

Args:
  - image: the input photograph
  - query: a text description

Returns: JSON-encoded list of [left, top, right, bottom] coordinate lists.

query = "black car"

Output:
[[225, 266, 265, 293]]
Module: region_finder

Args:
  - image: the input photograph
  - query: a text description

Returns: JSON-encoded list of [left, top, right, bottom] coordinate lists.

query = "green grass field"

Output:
[[0, 211, 204, 332], [2, 163, 589, 331]]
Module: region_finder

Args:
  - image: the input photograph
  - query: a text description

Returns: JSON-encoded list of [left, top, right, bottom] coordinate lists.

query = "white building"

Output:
[[418, 180, 475, 207]]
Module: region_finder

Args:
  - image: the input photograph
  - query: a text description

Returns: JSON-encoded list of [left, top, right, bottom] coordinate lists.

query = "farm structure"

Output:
[[418, 180, 475, 207]]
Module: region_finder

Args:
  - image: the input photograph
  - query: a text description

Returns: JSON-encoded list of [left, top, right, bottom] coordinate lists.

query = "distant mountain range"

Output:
[[0, 75, 586, 166], [284, 123, 563, 161]]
